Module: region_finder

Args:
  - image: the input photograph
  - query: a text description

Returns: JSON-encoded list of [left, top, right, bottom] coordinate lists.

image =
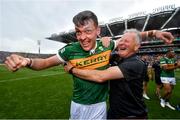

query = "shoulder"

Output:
[[97, 39, 116, 51], [118, 56, 145, 79], [57, 42, 81, 61], [64, 42, 79, 49], [120, 56, 144, 70], [59, 42, 80, 52], [57, 42, 81, 57], [160, 57, 168, 64], [160, 57, 166, 61]]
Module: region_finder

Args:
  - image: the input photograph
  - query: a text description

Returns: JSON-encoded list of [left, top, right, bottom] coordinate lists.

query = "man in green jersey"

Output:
[[160, 50, 179, 110], [4, 10, 174, 119]]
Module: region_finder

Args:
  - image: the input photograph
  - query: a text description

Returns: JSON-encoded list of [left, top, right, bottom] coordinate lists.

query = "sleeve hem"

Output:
[[56, 52, 66, 63]]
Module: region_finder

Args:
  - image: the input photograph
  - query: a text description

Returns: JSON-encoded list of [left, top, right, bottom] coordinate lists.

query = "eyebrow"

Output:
[[75, 26, 93, 31]]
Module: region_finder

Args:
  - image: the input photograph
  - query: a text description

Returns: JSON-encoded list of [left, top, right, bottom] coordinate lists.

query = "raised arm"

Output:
[[101, 30, 174, 48], [5, 54, 62, 72], [64, 62, 124, 83], [161, 63, 179, 71], [140, 30, 174, 44]]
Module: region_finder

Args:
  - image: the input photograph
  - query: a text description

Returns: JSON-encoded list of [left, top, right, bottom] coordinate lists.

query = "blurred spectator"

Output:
[[141, 55, 150, 100], [160, 50, 178, 110], [152, 55, 163, 99]]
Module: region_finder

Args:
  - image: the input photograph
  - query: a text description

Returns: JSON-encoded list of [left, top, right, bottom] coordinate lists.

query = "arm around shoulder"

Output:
[[72, 66, 124, 83]]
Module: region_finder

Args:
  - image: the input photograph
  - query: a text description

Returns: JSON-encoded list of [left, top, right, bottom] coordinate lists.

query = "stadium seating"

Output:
[[46, 5, 180, 55]]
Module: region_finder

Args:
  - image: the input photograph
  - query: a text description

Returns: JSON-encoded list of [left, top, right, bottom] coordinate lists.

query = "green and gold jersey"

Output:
[[57, 40, 116, 104], [160, 57, 176, 77]]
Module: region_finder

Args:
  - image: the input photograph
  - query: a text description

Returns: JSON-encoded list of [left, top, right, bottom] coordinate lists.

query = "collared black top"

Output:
[[152, 61, 161, 84], [108, 54, 148, 119]]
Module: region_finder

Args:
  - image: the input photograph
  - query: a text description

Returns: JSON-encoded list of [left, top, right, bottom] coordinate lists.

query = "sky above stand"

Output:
[[0, 0, 179, 54]]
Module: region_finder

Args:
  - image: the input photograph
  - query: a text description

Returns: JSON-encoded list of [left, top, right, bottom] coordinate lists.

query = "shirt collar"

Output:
[[122, 54, 137, 61]]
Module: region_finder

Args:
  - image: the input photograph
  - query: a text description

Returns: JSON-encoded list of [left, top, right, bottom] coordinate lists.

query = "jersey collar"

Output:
[[89, 41, 97, 55]]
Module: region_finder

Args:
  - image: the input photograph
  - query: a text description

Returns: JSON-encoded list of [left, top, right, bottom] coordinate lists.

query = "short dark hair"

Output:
[[73, 10, 98, 27]]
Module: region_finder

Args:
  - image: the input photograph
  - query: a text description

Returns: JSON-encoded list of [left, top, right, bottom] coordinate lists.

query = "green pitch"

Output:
[[0, 65, 179, 119]]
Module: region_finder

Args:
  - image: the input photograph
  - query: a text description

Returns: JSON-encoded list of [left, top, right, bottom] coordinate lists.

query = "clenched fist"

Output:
[[4, 54, 31, 72]]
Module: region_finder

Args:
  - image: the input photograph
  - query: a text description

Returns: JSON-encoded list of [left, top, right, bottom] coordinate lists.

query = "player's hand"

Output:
[[155, 31, 174, 44], [4, 54, 30, 72], [64, 62, 73, 73], [101, 37, 111, 47]]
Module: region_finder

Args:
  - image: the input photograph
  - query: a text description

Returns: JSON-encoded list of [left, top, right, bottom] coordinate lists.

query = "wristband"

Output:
[[69, 66, 75, 74]]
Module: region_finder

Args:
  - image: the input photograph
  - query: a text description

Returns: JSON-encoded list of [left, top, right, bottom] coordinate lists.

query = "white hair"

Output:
[[123, 29, 142, 45]]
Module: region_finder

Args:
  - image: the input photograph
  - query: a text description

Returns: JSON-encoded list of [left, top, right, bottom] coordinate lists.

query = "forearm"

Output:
[[70, 66, 123, 82], [28, 58, 50, 70], [5, 54, 61, 72], [140, 30, 156, 41], [28, 56, 61, 70], [162, 65, 177, 71], [165, 67, 175, 71], [72, 68, 106, 83]]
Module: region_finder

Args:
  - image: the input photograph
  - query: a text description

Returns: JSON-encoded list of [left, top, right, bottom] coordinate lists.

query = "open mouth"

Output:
[[83, 44, 90, 48], [119, 47, 127, 51], [82, 41, 90, 47], [121, 48, 126, 50]]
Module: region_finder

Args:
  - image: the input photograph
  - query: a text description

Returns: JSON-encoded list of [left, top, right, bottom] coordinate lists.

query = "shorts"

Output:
[[70, 101, 107, 119], [160, 77, 176, 85]]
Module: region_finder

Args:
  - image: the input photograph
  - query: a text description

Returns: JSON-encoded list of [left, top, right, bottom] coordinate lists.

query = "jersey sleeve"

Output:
[[109, 39, 116, 51], [56, 44, 72, 63]]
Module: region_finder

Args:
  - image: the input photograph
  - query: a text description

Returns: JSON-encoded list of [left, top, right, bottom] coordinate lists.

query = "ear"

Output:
[[97, 27, 101, 36], [134, 44, 140, 51]]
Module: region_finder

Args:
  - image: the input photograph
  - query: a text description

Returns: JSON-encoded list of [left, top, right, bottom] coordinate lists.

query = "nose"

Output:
[[79, 32, 87, 40], [118, 40, 124, 45]]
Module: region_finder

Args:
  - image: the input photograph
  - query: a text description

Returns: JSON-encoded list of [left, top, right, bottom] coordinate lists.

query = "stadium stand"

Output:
[[46, 5, 179, 56]]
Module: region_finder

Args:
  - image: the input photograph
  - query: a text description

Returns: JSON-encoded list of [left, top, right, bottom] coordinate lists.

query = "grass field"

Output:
[[0, 65, 180, 119]]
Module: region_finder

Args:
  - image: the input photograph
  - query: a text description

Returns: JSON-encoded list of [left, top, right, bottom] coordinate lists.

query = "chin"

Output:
[[119, 53, 125, 57], [82, 47, 91, 51], [119, 51, 126, 56], [119, 53, 129, 58]]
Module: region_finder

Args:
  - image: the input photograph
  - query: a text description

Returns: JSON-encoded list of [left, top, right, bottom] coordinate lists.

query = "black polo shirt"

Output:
[[152, 61, 162, 84], [108, 54, 148, 119]]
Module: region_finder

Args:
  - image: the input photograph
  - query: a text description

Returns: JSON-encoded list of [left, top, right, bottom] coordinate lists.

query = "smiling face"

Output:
[[75, 19, 100, 51], [117, 32, 140, 58]]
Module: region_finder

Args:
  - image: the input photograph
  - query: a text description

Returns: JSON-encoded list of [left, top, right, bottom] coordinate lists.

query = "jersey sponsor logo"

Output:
[[69, 50, 111, 69]]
